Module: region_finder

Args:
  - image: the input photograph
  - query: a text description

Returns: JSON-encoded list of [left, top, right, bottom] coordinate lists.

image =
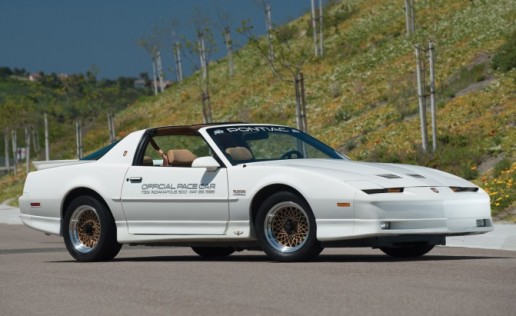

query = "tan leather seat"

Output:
[[167, 149, 197, 167], [225, 147, 253, 162]]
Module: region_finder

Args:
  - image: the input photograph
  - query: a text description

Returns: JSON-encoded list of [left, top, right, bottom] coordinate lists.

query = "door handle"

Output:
[[128, 177, 142, 183]]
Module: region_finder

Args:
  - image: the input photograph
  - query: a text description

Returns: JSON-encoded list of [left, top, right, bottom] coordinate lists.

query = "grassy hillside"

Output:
[[2, 0, 515, 219]]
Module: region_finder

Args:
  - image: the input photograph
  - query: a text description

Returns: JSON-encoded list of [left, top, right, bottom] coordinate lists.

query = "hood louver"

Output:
[[407, 174, 426, 179], [377, 174, 402, 179]]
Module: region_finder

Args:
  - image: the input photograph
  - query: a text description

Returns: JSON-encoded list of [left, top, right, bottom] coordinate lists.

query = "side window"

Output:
[[141, 134, 211, 167]]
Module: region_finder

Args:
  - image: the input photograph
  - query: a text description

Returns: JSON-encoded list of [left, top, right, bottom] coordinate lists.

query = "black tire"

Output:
[[63, 195, 122, 262], [380, 245, 435, 258], [191, 247, 235, 258], [255, 191, 322, 262]]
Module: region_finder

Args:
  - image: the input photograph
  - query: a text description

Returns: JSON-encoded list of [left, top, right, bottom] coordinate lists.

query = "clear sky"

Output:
[[0, 0, 311, 79]]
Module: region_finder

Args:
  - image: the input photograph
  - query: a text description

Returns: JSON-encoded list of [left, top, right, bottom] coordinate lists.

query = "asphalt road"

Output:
[[1, 225, 515, 316]]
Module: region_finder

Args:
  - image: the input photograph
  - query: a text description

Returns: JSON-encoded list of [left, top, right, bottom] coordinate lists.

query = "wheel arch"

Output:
[[61, 187, 111, 234], [250, 184, 310, 227]]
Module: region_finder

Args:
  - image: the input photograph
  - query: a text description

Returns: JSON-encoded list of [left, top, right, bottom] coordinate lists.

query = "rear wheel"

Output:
[[191, 247, 235, 258], [256, 191, 322, 262], [380, 245, 435, 258], [63, 196, 121, 262]]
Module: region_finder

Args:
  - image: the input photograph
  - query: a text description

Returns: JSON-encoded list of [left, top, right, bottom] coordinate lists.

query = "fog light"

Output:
[[476, 219, 486, 227], [380, 222, 391, 230]]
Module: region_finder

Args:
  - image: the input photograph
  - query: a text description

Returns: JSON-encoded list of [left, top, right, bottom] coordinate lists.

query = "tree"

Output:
[[239, 20, 313, 132], [405, 0, 438, 153], [165, 19, 184, 82], [213, 4, 236, 77], [310, 0, 324, 57], [0, 67, 13, 79], [182, 8, 219, 123], [138, 27, 166, 95], [0, 95, 37, 173]]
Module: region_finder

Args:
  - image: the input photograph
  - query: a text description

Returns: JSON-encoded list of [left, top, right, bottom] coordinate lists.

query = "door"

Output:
[[121, 165, 229, 235]]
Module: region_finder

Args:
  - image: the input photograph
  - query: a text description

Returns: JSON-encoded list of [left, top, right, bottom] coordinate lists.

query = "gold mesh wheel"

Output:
[[265, 201, 310, 253], [69, 205, 101, 253]]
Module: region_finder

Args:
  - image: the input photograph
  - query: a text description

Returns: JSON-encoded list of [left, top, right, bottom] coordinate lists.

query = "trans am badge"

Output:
[[232, 189, 246, 197]]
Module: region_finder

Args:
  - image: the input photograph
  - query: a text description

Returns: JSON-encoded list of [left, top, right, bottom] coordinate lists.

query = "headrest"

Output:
[[225, 147, 253, 162], [167, 149, 198, 167]]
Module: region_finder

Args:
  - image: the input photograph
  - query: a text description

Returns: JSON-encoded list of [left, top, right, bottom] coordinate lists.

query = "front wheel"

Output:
[[63, 195, 121, 262], [255, 191, 322, 262], [380, 245, 435, 258]]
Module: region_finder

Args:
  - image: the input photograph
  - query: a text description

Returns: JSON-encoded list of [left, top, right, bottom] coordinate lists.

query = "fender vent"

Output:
[[377, 174, 402, 179]]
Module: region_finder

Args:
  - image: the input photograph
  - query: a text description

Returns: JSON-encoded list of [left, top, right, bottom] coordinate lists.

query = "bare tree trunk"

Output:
[[294, 79, 301, 130], [294, 74, 307, 132], [415, 44, 428, 153], [429, 41, 437, 152], [156, 50, 165, 92], [404, 0, 415, 35], [111, 113, 116, 142], [174, 42, 183, 82], [76, 121, 83, 159], [197, 29, 213, 123], [198, 31, 208, 81], [318, 0, 324, 56], [404, 0, 412, 35], [25, 125, 31, 174], [44, 113, 49, 161], [107, 113, 116, 143], [224, 27, 235, 77], [4, 128, 9, 171], [201, 90, 213, 124], [311, 0, 318, 57], [406, 0, 428, 152], [11, 130, 17, 176], [108, 113, 113, 143], [264, 2, 274, 62], [299, 72, 308, 132], [152, 56, 158, 95], [31, 127, 39, 154]]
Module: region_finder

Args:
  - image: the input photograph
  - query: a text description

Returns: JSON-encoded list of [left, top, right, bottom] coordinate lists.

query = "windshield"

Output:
[[207, 125, 346, 165]]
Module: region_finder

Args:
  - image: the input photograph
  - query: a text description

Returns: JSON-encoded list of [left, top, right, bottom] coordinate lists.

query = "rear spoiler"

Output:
[[32, 160, 93, 171]]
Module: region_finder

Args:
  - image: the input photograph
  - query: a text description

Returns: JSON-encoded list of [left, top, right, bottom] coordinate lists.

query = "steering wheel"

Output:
[[280, 150, 304, 159]]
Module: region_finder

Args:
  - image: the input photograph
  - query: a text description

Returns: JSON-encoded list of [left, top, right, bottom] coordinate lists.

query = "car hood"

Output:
[[246, 159, 476, 188]]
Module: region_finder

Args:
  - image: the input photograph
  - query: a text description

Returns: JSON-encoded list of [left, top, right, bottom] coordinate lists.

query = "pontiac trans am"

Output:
[[19, 123, 493, 262]]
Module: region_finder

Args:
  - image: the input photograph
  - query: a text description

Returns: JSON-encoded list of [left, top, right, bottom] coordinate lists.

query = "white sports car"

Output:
[[19, 123, 493, 262]]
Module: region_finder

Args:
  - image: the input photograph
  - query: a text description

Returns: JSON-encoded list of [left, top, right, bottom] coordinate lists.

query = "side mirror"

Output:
[[191, 156, 220, 172]]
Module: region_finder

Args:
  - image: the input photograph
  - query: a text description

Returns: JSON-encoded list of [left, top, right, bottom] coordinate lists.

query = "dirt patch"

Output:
[[455, 76, 494, 97], [477, 153, 506, 174], [469, 53, 492, 68]]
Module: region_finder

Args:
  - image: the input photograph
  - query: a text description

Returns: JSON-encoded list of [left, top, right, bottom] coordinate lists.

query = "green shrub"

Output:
[[275, 24, 297, 43], [493, 158, 512, 177], [492, 31, 516, 72]]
